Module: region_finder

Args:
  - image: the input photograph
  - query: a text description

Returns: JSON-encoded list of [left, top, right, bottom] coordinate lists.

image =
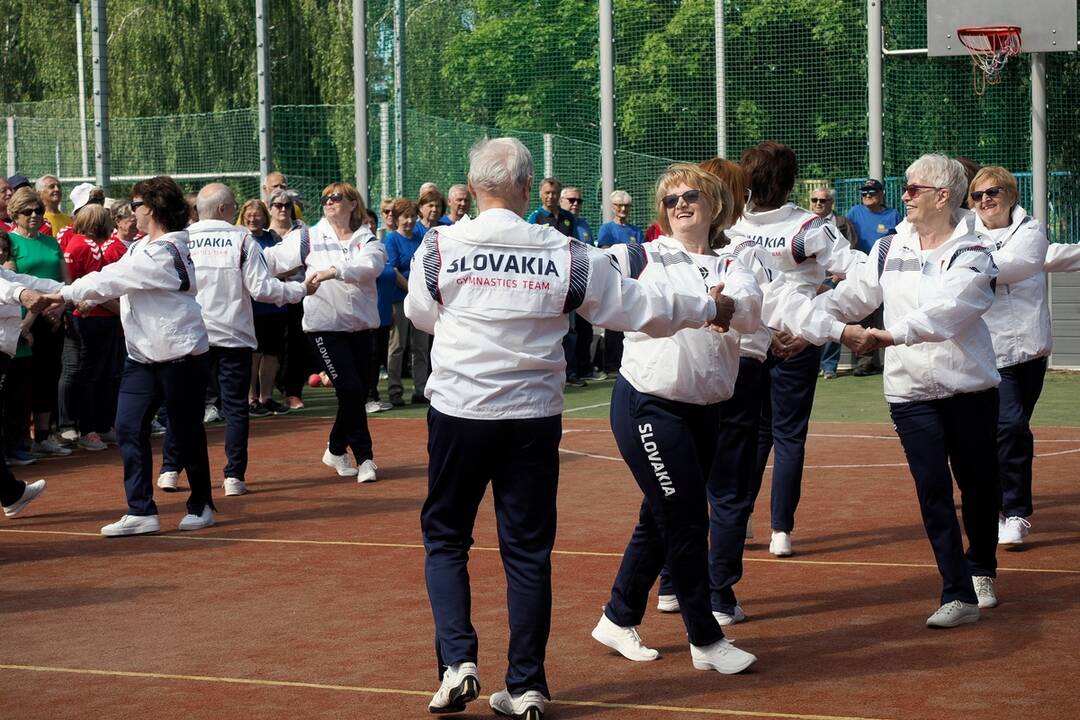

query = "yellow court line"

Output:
[[3, 528, 1079, 575], [0, 663, 892, 720]]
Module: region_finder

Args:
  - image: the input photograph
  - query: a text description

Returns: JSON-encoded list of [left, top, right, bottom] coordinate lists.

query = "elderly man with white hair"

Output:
[[157, 183, 311, 498], [783, 154, 1002, 629], [441, 183, 471, 224], [407, 137, 734, 719]]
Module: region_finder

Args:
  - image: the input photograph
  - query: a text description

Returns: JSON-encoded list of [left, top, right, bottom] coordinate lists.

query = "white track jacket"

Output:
[[264, 218, 386, 333], [1045, 242, 1080, 272], [404, 208, 718, 419], [607, 235, 762, 404], [186, 219, 306, 348], [0, 269, 64, 357], [61, 231, 210, 364], [969, 206, 1051, 369], [793, 219, 1000, 403]]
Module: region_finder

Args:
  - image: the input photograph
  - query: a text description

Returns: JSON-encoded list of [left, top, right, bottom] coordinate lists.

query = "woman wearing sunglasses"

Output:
[[264, 182, 387, 482], [789, 154, 1001, 628], [967, 167, 1050, 549], [592, 163, 761, 675]]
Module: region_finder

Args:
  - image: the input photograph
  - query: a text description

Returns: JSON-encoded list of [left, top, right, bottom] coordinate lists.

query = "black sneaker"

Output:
[[263, 399, 291, 415], [566, 377, 588, 387], [410, 395, 429, 405], [249, 401, 271, 417], [390, 397, 406, 407]]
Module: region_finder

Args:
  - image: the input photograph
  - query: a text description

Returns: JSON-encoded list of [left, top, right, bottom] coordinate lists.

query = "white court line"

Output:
[[1036, 446, 1080, 458], [563, 401, 613, 413]]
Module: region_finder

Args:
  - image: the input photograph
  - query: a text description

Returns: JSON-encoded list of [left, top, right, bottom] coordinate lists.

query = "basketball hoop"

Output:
[[957, 26, 1023, 95]]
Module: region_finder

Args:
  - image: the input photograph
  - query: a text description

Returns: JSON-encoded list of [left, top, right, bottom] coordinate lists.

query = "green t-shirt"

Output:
[[10, 231, 63, 357]]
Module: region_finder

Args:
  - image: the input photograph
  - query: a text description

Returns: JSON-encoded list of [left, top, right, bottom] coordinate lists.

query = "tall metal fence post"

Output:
[[380, 102, 390, 200], [74, 0, 89, 178], [393, 0, 406, 196], [599, 0, 616, 222], [255, 0, 272, 187], [867, 0, 883, 181], [5, 117, 14, 177], [714, 0, 726, 158], [543, 134, 553, 179], [1031, 52, 1048, 226], [90, 0, 110, 191], [352, 0, 370, 204]]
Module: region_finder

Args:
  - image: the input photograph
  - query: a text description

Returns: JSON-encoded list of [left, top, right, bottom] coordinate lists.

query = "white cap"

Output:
[[70, 182, 97, 214]]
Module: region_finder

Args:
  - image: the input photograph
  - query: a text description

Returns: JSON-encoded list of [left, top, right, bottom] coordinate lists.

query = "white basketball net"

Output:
[[958, 27, 1023, 96]]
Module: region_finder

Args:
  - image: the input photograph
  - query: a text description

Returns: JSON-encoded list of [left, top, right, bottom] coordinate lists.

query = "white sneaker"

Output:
[[489, 688, 545, 720], [157, 471, 180, 492], [3, 479, 46, 518], [203, 405, 222, 424], [356, 459, 378, 483], [223, 478, 248, 496], [428, 661, 479, 714], [998, 515, 1031, 546], [926, 600, 979, 628], [769, 530, 793, 557], [78, 432, 107, 451], [32, 437, 72, 457], [365, 400, 394, 414], [712, 606, 747, 626], [590, 613, 659, 661], [690, 637, 757, 674], [178, 506, 215, 531], [973, 576, 998, 608], [101, 514, 160, 537], [656, 594, 680, 613], [322, 448, 358, 476], [59, 427, 79, 443], [745, 516, 754, 539]]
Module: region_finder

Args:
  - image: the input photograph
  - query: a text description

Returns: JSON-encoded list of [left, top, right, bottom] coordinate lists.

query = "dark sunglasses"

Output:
[[17, 207, 44, 216], [810, 197, 831, 204], [270, 202, 291, 210], [130, 200, 145, 210], [321, 192, 345, 206], [901, 184, 942, 196], [661, 189, 701, 209], [564, 197, 583, 205], [971, 186, 1004, 202], [860, 189, 881, 197]]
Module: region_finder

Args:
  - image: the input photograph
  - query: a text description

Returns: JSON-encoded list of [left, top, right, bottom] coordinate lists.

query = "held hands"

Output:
[[770, 330, 809, 359], [840, 325, 895, 354], [304, 267, 338, 295], [18, 289, 65, 314], [708, 283, 735, 332]]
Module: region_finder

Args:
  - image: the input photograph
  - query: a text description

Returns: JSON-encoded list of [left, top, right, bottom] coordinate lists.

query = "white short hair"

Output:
[[610, 190, 632, 205], [810, 186, 835, 200], [448, 183, 468, 198], [906, 154, 968, 211], [467, 137, 534, 194], [35, 175, 59, 192]]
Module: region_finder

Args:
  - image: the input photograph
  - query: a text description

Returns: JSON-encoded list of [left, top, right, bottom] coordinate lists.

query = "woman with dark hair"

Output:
[[416, 187, 447, 236], [384, 198, 430, 406], [44, 176, 216, 536], [264, 182, 387, 482], [266, 188, 309, 410]]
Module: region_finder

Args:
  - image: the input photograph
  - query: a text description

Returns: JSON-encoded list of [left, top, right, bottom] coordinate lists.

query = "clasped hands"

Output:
[[708, 284, 735, 332], [18, 289, 65, 316], [840, 325, 894, 354], [304, 267, 338, 295]]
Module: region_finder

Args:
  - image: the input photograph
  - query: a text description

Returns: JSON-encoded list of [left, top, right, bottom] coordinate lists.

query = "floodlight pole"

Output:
[[89, 0, 110, 192], [352, 0, 370, 204], [73, 1, 89, 178], [255, 0, 272, 188], [715, 0, 726, 158], [380, 102, 390, 200], [1031, 52, 1048, 226], [867, 0, 884, 182], [393, 0, 406, 196], [599, 0, 616, 222]]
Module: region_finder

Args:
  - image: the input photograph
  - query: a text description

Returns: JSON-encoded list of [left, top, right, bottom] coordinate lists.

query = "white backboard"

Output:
[[927, 0, 1077, 56]]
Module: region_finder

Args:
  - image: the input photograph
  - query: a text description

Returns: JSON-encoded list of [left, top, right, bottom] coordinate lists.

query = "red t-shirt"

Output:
[[64, 235, 127, 317], [644, 223, 662, 242]]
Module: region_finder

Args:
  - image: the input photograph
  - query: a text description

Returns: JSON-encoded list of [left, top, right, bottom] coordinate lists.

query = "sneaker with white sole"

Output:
[[590, 613, 659, 661], [203, 405, 222, 423], [223, 478, 248, 496], [78, 432, 107, 452], [6, 449, 35, 466], [150, 419, 166, 437], [489, 688, 545, 720], [656, 594, 680, 613], [973, 576, 998, 608], [428, 661, 480, 714], [690, 637, 757, 674], [157, 470, 180, 492], [322, 448, 358, 476], [769, 530, 792, 557], [926, 600, 979, 628], [59, 428, 79, 443], [32, 437, 72, 457], [712, 605, 747, 626], [101, 514, 160, 537], [998, 515, 1031, 546], [178, 507, 215, 531], [357, 459, 378, 483], [3, 479, 46, 518]]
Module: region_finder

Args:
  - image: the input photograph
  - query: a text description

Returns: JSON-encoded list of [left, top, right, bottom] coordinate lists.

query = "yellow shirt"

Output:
[[44, 211, 72, 236]]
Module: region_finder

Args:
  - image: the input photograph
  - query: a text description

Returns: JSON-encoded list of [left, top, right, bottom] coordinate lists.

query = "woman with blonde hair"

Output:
[[592, 163, 761, 674], [264, 182, 387, 481]]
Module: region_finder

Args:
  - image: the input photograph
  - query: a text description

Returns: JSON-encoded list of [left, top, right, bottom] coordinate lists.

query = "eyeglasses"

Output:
[[321, 192, 345, 206], [810, 197, 831, 204], [970, 186, 1004, 202], [130, 200, 145, 210], [17, 207, 44, 216], [661, 189, 701, 209], [901, 184, 943, 196], [860, 190, 881, 197], [613, 203, 631, 208], [564, 197, 583, 205], [270, 202, 291, 210]]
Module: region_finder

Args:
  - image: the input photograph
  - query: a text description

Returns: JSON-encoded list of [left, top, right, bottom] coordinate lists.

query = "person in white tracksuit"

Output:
[[156, 184, 309, 499], [784, 155, 1001, 629], [406, 138, 731, 720]]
